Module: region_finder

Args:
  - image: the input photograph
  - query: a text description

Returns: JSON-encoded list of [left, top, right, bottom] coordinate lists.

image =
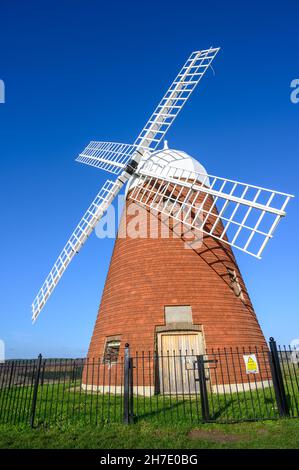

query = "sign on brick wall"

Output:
[[243, 354, 259, 374]]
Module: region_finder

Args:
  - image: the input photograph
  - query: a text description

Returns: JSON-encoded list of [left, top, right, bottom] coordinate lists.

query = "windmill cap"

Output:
[[127, 147, 210, 193]]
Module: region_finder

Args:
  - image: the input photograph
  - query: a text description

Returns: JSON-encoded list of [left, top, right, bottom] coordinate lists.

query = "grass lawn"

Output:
[[0, 419, 298, 449], [2, 379, 298, 426], [1, 366, 298, 449]]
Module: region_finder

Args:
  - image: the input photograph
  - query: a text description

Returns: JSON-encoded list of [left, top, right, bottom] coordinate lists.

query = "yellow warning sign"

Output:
[[243, 354, 259, 374]]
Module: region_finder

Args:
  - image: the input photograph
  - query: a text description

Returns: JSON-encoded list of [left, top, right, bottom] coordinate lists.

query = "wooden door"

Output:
[[158, 332, 204, 394]]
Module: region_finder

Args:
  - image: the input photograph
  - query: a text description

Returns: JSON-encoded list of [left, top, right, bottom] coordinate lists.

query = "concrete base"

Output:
[[81, 380, 272, 396], [211, 379, 272, 394]]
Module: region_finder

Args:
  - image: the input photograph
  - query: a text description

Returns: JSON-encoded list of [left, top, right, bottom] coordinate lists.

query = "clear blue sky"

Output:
[[0, 0, 298, 358]]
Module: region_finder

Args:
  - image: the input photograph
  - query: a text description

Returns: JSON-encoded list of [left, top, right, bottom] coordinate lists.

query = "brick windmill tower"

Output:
[[87, 142, 267, 360], [32, 48, 292, 391]]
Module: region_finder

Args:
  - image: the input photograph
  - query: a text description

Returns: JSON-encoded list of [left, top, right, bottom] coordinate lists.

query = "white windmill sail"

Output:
[[128, 160, 293, 258], [32, 47, 220, 321], [133, 47, 220, 151], [31, 180, 124, 322], [76, 142, 139, 175], [77, 47, 220, 175]]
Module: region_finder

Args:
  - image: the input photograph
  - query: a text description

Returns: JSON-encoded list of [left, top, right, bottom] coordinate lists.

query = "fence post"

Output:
[[30, 353, 42, 428], [129, 357, 134, 423], [154, 351, 160, 395], [123, 344, 134, 424], [269, 337, 289, 417], [197, 355, 210, 423], [40, 359, 46, 387]]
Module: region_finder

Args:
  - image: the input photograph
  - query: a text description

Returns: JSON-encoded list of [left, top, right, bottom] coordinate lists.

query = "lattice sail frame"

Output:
[[76, 142, 138, 175], [128, 160, 293, 259], [32, 179, 123, 321], [77, 48, 220, 175]]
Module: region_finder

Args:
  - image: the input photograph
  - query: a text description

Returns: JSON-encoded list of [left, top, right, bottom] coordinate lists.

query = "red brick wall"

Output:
[[86, 190, 267, 364]]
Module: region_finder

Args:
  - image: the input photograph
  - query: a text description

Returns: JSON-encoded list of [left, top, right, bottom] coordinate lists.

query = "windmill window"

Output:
[[103, 339, 121, 364], [227, 268, 244, 301]]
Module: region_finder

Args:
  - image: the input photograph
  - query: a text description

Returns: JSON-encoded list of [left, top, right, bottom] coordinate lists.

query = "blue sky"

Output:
[[0, 0, 298, 358]]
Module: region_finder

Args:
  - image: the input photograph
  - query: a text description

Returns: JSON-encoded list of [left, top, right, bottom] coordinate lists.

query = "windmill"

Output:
[[32, 48, 293, 392]]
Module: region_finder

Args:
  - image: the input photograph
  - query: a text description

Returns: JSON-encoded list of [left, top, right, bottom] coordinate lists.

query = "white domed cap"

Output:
[[127, 145, 209, 193]]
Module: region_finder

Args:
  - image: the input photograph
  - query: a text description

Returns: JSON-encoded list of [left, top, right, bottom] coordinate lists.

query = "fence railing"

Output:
[[0, 338, 298, 427]]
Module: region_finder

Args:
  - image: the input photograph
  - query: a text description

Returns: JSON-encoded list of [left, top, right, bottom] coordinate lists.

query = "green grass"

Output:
[[0, 419, 299, 449], [0, 378, 298, 427], [0, 377, 298, 449]]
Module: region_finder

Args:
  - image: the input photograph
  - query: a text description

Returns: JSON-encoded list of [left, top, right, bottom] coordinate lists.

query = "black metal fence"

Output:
[[0, 338, 298, 427]]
